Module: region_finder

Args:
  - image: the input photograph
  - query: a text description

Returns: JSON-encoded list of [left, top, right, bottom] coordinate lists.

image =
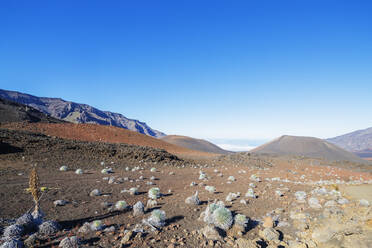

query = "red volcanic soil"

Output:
[[0, 122, 217, 159]]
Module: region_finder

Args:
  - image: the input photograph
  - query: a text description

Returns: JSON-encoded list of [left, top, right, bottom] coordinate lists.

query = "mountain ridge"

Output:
[[0, 89, 165, 138], [251, 135, 368, 164], [160, 135, 232, 155], [327, 127, 372, 152], [0, 97, 63, 124]]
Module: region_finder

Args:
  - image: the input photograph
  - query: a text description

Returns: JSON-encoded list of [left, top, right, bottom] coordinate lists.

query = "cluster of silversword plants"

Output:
[[200, 200, 249, 232], [0, 168, 79, 248]]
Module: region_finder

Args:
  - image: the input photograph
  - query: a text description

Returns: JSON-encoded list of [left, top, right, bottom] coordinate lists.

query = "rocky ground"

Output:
[[1, 129, 372, 248]]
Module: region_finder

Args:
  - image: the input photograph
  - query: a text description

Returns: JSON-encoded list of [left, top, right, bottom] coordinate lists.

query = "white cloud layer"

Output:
[[217, 144, 257, 152]]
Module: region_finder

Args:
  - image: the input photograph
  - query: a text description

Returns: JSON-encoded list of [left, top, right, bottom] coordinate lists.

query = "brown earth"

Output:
[[1, 127, 372, 247], [0, 122, 218, 159]]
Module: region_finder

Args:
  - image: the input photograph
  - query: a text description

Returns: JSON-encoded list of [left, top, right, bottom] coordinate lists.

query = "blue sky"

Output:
[[1, 1, 371, 150]]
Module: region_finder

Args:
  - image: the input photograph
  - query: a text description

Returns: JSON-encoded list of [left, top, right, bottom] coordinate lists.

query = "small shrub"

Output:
[[199, 173, 207, 180], [115, 200, 128, 211], [129, 187, 138, 195], [245, 188, 256, 198], [228, 176, 235, 181], [16, 213, 35, 232], [3, 224, 23, 240], [90, 220, 103, 231], [185, 191, 200, 205], [148, 187, 160, 199], [212, 207, 233, 230], [148, 209, 166, 228], [234, 214, 248, 227], [0, 239, 24, 248], [89, 189, 101, 197], [205, 185, 216, 194]]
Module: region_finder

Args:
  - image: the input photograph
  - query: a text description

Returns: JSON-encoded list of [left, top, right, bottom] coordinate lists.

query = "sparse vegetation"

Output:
[[148, 187, 160, 199]]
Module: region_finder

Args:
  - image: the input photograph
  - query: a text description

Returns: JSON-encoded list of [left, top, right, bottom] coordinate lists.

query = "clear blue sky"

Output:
[[1, 0, 371, 147]]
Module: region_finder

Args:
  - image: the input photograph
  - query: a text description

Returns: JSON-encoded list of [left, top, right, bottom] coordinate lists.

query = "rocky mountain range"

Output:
[[0, 89, 165, 138], [0, 97, 62, 124], [327, 127, 372, 158]]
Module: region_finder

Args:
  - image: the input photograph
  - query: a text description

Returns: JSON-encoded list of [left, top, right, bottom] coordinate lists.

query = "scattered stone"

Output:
[[294, 191, 307, 202], [311, 226, 335, 243], [78, 222, 91, 233], [324, 200, 337, 207], [337, 198, 349, 205], [53, 200, 67, 207], [38, 220, 60, 236], [104, 226, 116, 233], [101, 168, 113, 174], [100, 201, 112, 209], [108, 177, 115, 184], [235, 238, 258, 248], [308, 197, 322, 209], [262, 216, 274, 228], [59, 236, 80, 248], [24, 233, 38, 247], [201, 225, 221, 241], [121, 230, 134, 244], [259, 227, 280, 242], [359, 199, 370, 207], [89, 189, 101, 197], [133, 201, 145, 216], [275, 190, 284, 197], [293, 219, 309, 231], [288, 240, 307, 248]]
